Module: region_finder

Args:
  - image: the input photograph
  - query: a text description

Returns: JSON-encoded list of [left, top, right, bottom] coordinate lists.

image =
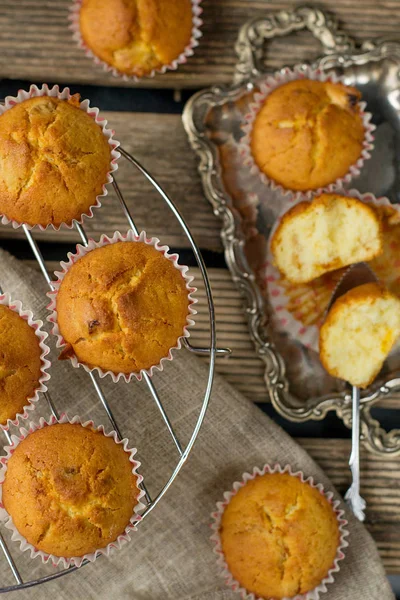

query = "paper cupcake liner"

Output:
[[239, 66, 375, 200], [265, 189, 394, 352], [47, 230, 197, 383], [0, 294, 51, 431], [69, 0, 203, 81], [0, 413, 146, 568], [0, 83, 120, 231], [211, 463, 349, 600]]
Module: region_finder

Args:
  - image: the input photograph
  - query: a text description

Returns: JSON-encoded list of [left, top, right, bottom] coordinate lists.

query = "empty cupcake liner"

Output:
[[211, 463, 349, 600], [0, 293, 51, 430], [47, 229, 197, 383], [69, 0, 203, 81], [265, 189, 393, 352], [239, 65, 375, 200], [0, 413, 146, 568], [0, 83, 120, 231]]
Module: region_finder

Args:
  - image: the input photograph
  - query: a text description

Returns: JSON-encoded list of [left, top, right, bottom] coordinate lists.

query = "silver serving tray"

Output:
[[183, 5, 400, 455]]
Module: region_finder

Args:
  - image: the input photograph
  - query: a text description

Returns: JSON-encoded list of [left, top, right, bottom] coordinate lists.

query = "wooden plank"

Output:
[[0, 112, 223, 252], [299, 438, 400, 574], [0, 0, 399, 89]]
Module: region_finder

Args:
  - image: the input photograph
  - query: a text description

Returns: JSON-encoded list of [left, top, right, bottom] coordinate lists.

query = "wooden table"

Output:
[[0, 0, 399, 579]]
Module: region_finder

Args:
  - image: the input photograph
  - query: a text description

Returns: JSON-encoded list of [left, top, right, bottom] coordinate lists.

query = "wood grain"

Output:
[[0, 112, 224, 251], [0, 0, 399, 89], [299, 438, 400, 574]]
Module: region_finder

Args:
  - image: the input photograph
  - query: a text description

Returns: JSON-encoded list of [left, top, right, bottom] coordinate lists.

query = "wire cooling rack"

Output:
[[0, 147, 230, 592]]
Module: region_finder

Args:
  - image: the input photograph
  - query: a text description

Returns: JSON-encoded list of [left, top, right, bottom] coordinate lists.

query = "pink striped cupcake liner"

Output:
[[0, 413, 146, 568], [47, 229, 197, 383], [0, 293, 51, 430], [211, 463, 349, 600], [69, 0, 203, 81], [239, 65, 375, 201], [0, 83, 120, 231]]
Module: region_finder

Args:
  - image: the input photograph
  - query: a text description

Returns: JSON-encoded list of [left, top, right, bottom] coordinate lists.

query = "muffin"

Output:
[[55, 239, 190, 375], [271, 194, 383, 284], [79, 0, 194, 77], [1, 423, 140, 558], [250, 79, 365, 191], [0, 94, 112, 227], [0, 305, 43, 426], [219, 471, 341, 599], [320, 283, 400, 388]]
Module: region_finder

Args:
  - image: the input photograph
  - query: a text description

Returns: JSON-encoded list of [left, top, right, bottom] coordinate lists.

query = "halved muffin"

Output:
[[271, 194, 383, 284]]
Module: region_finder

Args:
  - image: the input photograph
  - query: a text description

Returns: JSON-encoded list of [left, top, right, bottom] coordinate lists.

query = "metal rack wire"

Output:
[[0, 147, 230, 593]]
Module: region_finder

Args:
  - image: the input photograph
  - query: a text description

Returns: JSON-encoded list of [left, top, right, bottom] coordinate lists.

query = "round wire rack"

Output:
[[0, 147, 230, 593]]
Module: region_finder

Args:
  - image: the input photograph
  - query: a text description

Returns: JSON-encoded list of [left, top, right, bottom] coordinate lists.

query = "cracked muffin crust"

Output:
[[56, 240, 190, 375], [219, 472, 340, 599], [1, 423, 140, 558], [79, 0, 193, 77], [0, 95, 111, 227], [0, 305, 42, 426], [250, 79, 365, 191]]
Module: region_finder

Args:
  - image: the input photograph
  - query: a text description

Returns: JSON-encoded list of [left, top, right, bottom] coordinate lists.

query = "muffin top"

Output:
[[220, 472, 340, 599], [56, 241, 190, 374], [79, 0, 193, 77], [0, 305, 42, 426], [2, 423, 140, 558], [0, 95, 111, 227], [250, 79, 365, 191]]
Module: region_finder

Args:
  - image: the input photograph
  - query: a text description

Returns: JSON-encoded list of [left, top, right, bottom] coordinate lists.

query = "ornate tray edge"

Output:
[[183, 6, 400, 455]]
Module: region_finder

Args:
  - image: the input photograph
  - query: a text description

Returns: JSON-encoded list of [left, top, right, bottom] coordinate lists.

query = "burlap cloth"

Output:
[[0, 249, 394, 600]]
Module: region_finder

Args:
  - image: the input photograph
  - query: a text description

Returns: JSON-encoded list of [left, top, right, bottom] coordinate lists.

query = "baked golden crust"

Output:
[[56, 241, 190, 374], [270, 193, 383, 284], [320, 283, 400, 388], [2, 423, 139, 558], [0, 305, 42, 426], [0, 96, 111, 227], [250, 79, 365, 191], [79, 0, 193, 77], [220, 472, 340, 599]]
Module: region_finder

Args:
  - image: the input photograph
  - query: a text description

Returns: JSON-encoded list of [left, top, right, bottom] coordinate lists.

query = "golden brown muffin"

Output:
[[79, 0, 193, 77], [56, 241, 190, 374], [0, 95, 111, 227], [220, 472, 340, 599], [250, 79, 365, 191], [320, 283, 400, 388], [271, 194, 383, 284], [2, 423, 140, 558], [0, 305, 42, 426]]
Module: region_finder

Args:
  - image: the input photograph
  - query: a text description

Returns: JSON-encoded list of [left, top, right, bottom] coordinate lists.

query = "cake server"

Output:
[[325, 262, 378, 521]]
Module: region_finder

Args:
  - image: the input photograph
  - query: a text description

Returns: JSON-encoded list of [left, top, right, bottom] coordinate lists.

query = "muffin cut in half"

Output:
[[320, 283, 400, 388], [250, 79, 366, 191], [219, 471, 341, 599], [55, 239, 191, 376], [1, 423, 141, 558], [271, 194, 383, 284], [0, 305, 43, 426], [79, 0, 194, 77], [0, 95, 112, 228]]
